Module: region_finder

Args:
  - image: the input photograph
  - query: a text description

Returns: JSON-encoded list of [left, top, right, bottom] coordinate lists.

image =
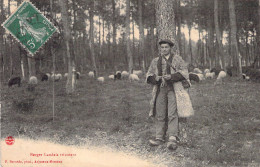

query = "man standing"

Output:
[[146, 39, 190, 150]]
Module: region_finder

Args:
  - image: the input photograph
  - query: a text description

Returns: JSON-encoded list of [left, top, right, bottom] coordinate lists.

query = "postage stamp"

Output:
[[2, 1, 57, 55]]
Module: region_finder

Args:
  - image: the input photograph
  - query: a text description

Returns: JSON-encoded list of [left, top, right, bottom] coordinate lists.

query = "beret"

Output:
[[159, 39, 174, 47]]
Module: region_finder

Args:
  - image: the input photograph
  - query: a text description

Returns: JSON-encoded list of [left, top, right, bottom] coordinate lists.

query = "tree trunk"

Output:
[[214, 0, 225, 70], [255, 0, 260, 68], [176, 0, 182, 58], [207, 15, 214, 69], [0, 0, 4, 82], [27, 56, 36, 77], [99, 15, 101, 69], [112, 0, 117, 70], [197, 27, 201, 66], [126, 0, 133, 73], [245, 32, 249, 66], [107, 23, 111, 68], [89, 2, 98, 77], [7, 0, 14, 77], [156, 0, 176, 51], [102, 15, 105, 67], [188, 26, 193, 64], [228, 0, 242, 75], [204, 39, 207, 67], [151, 26, 155, 59], [59, 0, 75, 94], [132, 15, 135, 66], [16, 0, 26, 80], [138, 0, 145, 72]]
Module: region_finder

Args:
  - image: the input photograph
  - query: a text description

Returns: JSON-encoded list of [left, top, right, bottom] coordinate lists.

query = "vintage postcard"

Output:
[[1, 0, 260, 167]]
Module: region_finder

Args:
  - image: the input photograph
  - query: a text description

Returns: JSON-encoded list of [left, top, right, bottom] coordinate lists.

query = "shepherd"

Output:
[[146, 39, 194, 150]]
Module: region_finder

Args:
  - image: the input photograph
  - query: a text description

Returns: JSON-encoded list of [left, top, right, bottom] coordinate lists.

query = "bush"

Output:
[[12, 89, 37, 113]]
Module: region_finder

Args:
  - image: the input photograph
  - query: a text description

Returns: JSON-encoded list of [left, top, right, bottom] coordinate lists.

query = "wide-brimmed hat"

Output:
[[159, 39, 174, 47]]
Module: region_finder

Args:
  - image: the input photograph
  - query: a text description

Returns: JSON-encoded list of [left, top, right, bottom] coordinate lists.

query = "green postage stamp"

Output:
[[2, 1, 57, 55]]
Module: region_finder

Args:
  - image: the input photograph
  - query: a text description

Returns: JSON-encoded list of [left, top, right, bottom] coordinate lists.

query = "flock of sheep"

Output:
[[88, 70, 143, 83], [7, 71, 81, 88], [189, 67, 250, 85], [189, 68, 227, 85], [87, 68, 231, 85], [7, 66, 251, 88]]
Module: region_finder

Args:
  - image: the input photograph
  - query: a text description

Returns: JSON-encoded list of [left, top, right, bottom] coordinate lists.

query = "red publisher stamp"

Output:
[[5, 136, 15, 145]]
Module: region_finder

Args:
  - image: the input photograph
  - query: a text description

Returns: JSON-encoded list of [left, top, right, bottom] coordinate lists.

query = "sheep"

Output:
[[29, 76, 38, 85], [197, 73, 205, 81], [204, 69, 210, 74], [189, 73, 200, 82], [88, 71, 94, 78], [8, 77, 21, 87], [108, 75, 115, 80], [41, 74, 48, 81], [214, 71, 227, 85], [97, 77, 105, 83], [205, 72, 215, 79], [217, 71, 226, 80], [242, 73, 250, 81], [193, 68, 203, 74], [76, 72, 80, 79], [133, 70, 143, 76], [46, 73, 50, 78], [64, 73, 68, 78], [129, 74, 140, 81], [210, 68, 222, 76], [121, 71, 129, 78], [51, 73, 62, 82], [56, 74, 62, 80], [115, 71, 121, 80]]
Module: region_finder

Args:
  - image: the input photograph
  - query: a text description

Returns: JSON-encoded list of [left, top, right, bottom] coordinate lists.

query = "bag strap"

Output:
[[162, 55, 176, 72], [162, 55, 191, 89]]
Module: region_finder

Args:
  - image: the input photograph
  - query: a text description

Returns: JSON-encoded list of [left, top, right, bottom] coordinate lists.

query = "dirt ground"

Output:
[[1, 73, 260, 167]]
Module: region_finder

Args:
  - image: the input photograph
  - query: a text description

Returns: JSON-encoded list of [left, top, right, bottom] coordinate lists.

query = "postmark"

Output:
[[2, 1, 57, 55]]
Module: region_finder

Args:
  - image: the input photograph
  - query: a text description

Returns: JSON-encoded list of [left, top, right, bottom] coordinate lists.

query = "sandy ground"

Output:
[[1, 138, 160, 167]]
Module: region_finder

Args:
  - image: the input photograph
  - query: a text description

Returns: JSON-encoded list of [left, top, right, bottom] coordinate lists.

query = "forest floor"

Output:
[[1, 72, 260, 167]]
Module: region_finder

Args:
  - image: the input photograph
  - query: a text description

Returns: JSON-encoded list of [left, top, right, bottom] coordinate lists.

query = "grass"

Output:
[[1, 74, 260, 166]]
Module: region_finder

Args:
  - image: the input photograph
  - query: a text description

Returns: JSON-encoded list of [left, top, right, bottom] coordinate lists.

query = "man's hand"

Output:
[[163, 74, 171, 81], [155, 75, 162, 81]]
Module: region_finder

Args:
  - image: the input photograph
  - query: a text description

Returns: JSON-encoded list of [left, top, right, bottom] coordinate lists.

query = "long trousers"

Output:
[[155, 85, 179, 140]]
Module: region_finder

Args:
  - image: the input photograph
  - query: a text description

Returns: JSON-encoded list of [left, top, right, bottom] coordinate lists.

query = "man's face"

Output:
[[160, 43, 171, 56]]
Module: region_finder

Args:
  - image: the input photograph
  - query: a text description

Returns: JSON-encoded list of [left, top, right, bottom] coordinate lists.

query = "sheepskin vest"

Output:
[[146, 54, 193, 118]]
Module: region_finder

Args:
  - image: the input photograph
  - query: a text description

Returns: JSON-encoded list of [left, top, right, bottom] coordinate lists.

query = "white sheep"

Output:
[[197, 73, 205, 81], [88, 71, 95, 78], [51, 73, 62, 81], [97, 77, 105, 83], [204, 69, 210, 74], [108, 75, 115, 80], [64, 73, 68, 78], [133, 70, 143, 76], [242, 73, 250, 81], [214, 71, 227, 85], [129, 74, 140, 81], [46, 73, 50, 78], [121, 71, 129, 78], [193, 68, 203, 74], [205, 72, 215, 79], [29, 76, 38, 84], [56, 73, 62, 79]]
